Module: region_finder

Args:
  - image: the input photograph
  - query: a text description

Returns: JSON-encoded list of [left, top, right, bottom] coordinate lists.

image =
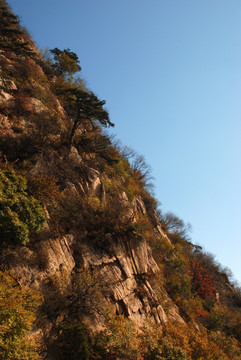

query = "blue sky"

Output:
[[8, 0, 241, 283]]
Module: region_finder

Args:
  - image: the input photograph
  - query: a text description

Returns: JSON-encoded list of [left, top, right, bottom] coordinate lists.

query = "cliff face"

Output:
[[0, 11, 181, 351], [1, 3, 241, 359], [5, 143, 181, 335]]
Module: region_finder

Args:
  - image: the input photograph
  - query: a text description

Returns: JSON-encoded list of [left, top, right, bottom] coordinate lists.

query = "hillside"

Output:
[[1, 1, 241, 359]]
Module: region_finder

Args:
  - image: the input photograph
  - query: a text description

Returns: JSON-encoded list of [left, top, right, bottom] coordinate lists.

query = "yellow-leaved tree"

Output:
[[0, 270, 41, 360]]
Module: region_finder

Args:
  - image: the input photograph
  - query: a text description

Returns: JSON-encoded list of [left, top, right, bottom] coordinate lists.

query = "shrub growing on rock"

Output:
[[0, 168, 46, 245]]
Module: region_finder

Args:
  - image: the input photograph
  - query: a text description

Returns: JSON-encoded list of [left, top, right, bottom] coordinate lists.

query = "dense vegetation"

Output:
[[0, 168, 46, 245], [0, 1, 241, 359], [0, 270, 41, 360]]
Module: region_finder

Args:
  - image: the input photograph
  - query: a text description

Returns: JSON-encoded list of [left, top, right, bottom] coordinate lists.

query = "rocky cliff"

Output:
[[1, 2, 241, 359]]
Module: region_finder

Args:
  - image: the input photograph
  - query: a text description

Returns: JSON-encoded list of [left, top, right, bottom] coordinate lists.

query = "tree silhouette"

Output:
[[50, 47, 81, 80], [0, 0, 34, 56], [49, 47, 114, 143], [58, 87, 114, 144]]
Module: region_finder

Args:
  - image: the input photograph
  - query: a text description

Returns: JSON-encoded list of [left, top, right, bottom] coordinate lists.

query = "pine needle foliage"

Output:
[[0, 0, 35, 57]]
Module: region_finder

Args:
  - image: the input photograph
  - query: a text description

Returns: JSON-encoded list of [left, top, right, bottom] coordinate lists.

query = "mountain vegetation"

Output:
[[0, 1, 241, 359]]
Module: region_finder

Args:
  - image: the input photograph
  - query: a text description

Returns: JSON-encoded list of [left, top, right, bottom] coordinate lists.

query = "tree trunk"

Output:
[[69, 103, 81, 145]]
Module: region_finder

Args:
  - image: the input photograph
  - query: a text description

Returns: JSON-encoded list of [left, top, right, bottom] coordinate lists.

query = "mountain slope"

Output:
[[1, 2, 241, 359]]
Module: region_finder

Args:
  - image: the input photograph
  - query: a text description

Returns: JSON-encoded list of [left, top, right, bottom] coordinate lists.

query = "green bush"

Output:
[[0, 168, 46, 245]]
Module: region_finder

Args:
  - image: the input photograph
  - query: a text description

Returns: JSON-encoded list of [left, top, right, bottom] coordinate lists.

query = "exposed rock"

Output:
[[168, 305, 185, 323], [0, 90, 14, 102], [28, 97, 47, 113], [8, 235, 75, 290], [68, 146, 83, 166], [76, 233, 181, 328], [135, 197, 147, 215], [156, 305, 168, 324], [37, 235, 75, 274], [113, 278, 137, 301]]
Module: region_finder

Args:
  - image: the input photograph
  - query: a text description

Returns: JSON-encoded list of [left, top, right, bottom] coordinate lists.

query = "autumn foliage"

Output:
[[192, 260, 216, 298]]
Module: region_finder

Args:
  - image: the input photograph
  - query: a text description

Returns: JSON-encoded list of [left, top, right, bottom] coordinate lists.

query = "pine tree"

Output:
[[0, 0, 34, 56], [59, 88, 114, 144], [49, 47, 114, 143], [50, 47, 81, 80]]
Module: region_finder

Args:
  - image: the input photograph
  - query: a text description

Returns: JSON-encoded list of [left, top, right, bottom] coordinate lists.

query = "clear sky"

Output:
[[8, 0, 241, 284]]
